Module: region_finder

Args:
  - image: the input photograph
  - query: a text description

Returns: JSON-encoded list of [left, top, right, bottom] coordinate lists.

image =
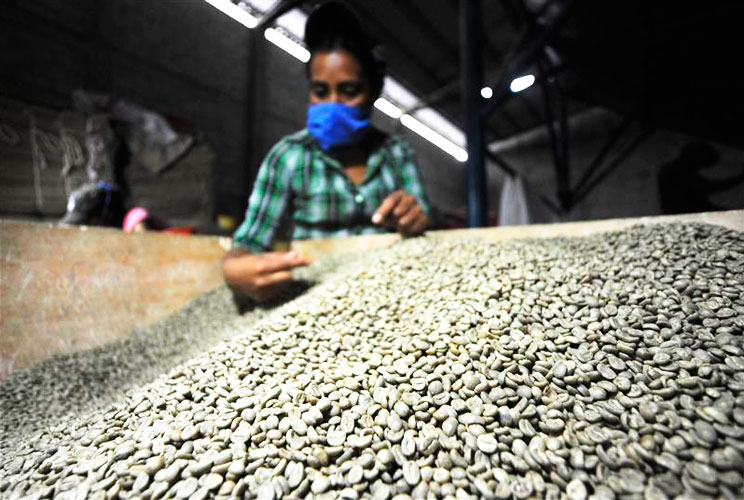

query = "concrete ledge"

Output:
[[2, 210, 741, 377], [0, 222, 229, 377], [290, 210, 744, 261]]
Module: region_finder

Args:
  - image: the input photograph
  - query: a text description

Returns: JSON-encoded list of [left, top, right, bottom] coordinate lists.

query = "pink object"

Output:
[[123, 207, 149, 232]]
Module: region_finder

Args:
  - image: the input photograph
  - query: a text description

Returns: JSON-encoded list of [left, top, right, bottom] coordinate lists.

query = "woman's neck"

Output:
[[329, 128, 382, 167]]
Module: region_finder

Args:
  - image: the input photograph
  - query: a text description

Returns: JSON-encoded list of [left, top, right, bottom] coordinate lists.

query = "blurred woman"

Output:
[[223, 2, 430, 302]]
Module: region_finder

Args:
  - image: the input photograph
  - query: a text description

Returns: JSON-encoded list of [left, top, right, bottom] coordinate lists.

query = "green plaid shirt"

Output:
[[233, 129, 430, 252]]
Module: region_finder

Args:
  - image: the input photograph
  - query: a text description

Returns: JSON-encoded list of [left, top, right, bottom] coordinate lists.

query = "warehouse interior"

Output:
[[2, 1, 744, 499], [2, 0, 742, 230]]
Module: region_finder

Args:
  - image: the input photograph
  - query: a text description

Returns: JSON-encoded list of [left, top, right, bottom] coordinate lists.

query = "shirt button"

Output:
[[354, 194, 364, 204]]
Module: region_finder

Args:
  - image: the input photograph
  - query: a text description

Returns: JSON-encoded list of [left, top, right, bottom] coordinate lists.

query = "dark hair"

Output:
[[304, 2, 385, 100]]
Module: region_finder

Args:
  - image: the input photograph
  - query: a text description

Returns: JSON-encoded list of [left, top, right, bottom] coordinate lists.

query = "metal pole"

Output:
[[572, 127, 653, 207], [573, 117, 630, 196], [557, 82, 571, 210], [460, 0, 486, 227], [538, 59, 570, 211]]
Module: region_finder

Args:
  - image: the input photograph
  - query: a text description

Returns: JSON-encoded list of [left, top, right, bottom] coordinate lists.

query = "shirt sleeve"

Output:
[[232, 139, 297, 253], [394, 138, 432, 217]]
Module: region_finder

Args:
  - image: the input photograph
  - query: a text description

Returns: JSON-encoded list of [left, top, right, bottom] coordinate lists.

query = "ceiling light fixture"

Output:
[[509, 74, 535, 93], [264, 27, 311, 62], [400, 114, 468, 163], [375, 99, 469, 162], [481, 87, 493, 99], [203, 0, 258, 28], [382, 77, 419, 109], [374, 98, 403, 119]]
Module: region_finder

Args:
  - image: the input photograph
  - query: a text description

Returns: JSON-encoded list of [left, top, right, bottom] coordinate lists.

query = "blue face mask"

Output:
[[307, 103, 371, 152]]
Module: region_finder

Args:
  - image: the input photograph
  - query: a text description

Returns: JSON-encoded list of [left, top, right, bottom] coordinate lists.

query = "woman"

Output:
[[223, 2, 430, 302]]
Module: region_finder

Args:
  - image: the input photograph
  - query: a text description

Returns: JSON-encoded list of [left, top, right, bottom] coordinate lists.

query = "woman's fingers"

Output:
[[373, 191, 427, 236], [393, 194, 416, 218], [372, 190, 404, 225], [377, 192, 426, 236], [398, 212, 428, 236], [396, 204, 421, 230], [407, 215, 429, 236], [223, 250, 310, 303], [254, 252, 311, 274], [224, 251, 309, 282], [253, 270, 294, 289]]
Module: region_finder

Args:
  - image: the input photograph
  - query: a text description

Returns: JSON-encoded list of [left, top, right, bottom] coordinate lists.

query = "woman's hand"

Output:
[[372, 190, 428, 236], [222, 250, 311, 303]]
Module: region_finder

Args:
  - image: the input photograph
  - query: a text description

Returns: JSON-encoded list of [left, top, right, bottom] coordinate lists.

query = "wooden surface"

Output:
[[291, 210, 744, 261], [0, 221, 228, 378]]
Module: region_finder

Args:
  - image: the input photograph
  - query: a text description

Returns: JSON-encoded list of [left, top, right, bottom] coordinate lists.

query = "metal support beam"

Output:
[[351, 3, 453, 98], [557, 76, 571, 208], [571, 127, 654, 207], [403, 79, 461, 115], [484, 150, 563, 216], [517, 91, 545, 123], [501, 0, 526, 28], [572, 117, 631, 196], [482, 0, 578, 118], [400, 61, 547, 116], [480, 61, 561, 120], [538, 59, 571, 211], [243, 28, 263, 207], [480, 23, 533, 114], [485, 150, 516, 178], [460, 0, 487, 227], [395, 1, 458, 62]]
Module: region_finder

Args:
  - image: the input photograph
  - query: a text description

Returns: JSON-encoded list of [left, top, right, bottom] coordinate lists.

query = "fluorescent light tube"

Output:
[[382, 77, 419, 109], [204, 0, 258, 29], [276, 9, 308, 40], [413, 108, 466, 147], [400, 114, 468, 163], [264, 27, 310, 62], [510, 74, 535, 93], [374, 98, 403, 119]]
